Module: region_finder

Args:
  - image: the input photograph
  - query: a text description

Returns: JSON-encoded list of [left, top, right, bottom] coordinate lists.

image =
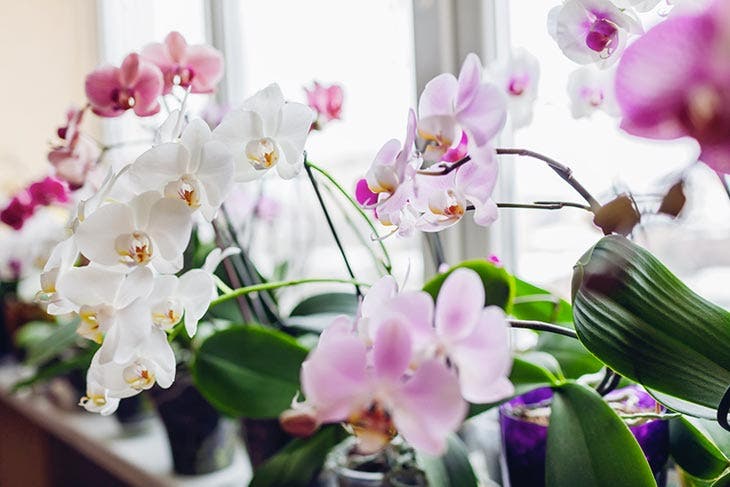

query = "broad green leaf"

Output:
[[513, 277, 573, 324], [714, 470, 730, 487], [546, 382, 656, 487], [423, 259, 515, 312], [249, 425, 347, 487], [25, 319, 80, 366], [192, 325, 308, 418], [14, 321, 56, 349], [536, 333, 602, 379], [468, 356, 560, 417], [417, 434, 478, 487], [572, 236, 730, 412], [290, 293, 358, 317], [648, 389, 717, 420], [699, 420, 730, 456], [670, 416, 729, 479]]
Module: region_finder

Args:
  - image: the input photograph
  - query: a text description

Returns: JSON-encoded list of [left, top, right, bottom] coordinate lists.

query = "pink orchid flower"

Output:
[[304, 81, 344, 128], [414, 151, 499, 231], [548, 0, 643, 68], [85, 53, 164, 117], [293, 315, 467, 455], [27, 177, 70, 207], [362, 271, 514, 403], [615, 0, 730, 173], [1, 194, 34, 230], [48, 106, 100, 188], [141, 31, 224, 95], [417, 53, 506, 165]]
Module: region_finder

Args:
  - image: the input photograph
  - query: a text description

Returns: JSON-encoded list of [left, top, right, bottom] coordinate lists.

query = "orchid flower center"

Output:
[[585, 18, 619, 56], [418, 128, 453, 163], [79, 393, 107, 408], [115, 231, 153, 266], [77, 305, 109, 344], [347, 401, 398, 454], [172, 66, 195, 87], [151, 298, 184, 329], [112, 88, 136, 110], [245, 138, 280, 170], [431, 190, 465, 218], [123, 363, 156, 390], [683, 84, 729, 142], [508, 76, 529, 96], [164, 175, 201, 208], [581, 87, 604, 107]]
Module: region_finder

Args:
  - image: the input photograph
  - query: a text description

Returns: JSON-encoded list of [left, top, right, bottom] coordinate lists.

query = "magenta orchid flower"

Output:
[[304, 81, 344, 128], [0, 194, 34, 230], [141, 31, 224, 95], [292, 315, 467, 455], [48, 106, 100, 188], [85, 53, 164, 118], [548, 0, 643, 68], [27, 177, 70, 207], [417, 53, 506, 165], [615, 0, 730, 173]]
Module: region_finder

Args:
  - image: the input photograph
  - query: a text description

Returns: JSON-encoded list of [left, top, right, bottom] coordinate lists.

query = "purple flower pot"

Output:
[[499, 386, 669, 487]]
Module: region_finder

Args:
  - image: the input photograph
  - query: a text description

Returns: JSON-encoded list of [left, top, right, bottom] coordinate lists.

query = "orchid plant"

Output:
[[4, 0, 730, 485]]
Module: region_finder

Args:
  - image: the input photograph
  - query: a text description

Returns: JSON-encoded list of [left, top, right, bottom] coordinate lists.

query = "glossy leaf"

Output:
[[423, 259, 515, 312], [249, 425, 347, 487], [25, 319, 80, 366], [572, 236, 730, 412], [546, 382, 656, 487], [417, 434, 479, 487], [536, 333, 602, 379], [513, 277, 573, 324], [191, 324, 309, 418], [290, 292, 358, 317], [670, 416, 729, 479]]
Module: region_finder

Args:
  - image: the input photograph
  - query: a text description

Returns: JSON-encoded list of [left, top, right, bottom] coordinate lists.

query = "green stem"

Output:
[[210, 278, 370, 308], [618, 412, 681, 420], [305, 161, 393, 274]]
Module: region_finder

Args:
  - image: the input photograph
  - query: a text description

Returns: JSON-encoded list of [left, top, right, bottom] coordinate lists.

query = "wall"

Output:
[[0, 0, 98, 195]]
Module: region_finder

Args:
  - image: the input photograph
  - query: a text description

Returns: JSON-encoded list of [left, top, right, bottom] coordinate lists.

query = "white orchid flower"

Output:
[[53, 265, 153, 343], [129, 119, 235, 221], [88, 329, 176, 399], [75, 191, 192, 274], [567, 65, 620, 118], [487, 48, 540, 130], [79, 380, 121, 416], [97, 247, 240, 364], [213, 83, 316, 181]]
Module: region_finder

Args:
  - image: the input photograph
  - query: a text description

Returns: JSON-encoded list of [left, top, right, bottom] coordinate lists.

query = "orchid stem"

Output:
[[495, 148, 601, 212], [508, 319, 578, 339], [210, 278, 370, 308], [426, 233, 446, 269], [305, 161, 393, 274], [213, 219, 255, 323], [304, 155, 363, 298]]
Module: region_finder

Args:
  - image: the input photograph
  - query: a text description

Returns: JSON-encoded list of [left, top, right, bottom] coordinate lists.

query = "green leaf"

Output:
[[545, 382, 656, 487], [713, 470, 730, 487], [572, 235, 730, 412], [698, 420, 730, 456], [290, 292, 358, 317], [13, 321, 56, 350], [536, 333, 602, 379], [25, 319, 80, 366], [670, 416, 729, 479], [417, 434, 478, 487], [249, 425, 347, 487], [423, 259, 515, 312], [468, 356, 560, 417], [513, 277, 573, 324], [191, 324, 309, 418]]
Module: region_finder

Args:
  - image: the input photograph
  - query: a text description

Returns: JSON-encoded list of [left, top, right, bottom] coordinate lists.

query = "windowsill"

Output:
[[0, 361, 252, 486]]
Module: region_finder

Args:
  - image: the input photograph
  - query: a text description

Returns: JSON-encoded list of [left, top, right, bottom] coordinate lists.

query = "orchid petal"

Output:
[[435, 268, 484, 341]]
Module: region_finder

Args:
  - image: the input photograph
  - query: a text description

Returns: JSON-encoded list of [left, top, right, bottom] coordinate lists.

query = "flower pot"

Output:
[[320, 437, 427, 487], [241, 418, 291, 468], [499, 386, 669, 487], [151, 375, 237, 476]]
